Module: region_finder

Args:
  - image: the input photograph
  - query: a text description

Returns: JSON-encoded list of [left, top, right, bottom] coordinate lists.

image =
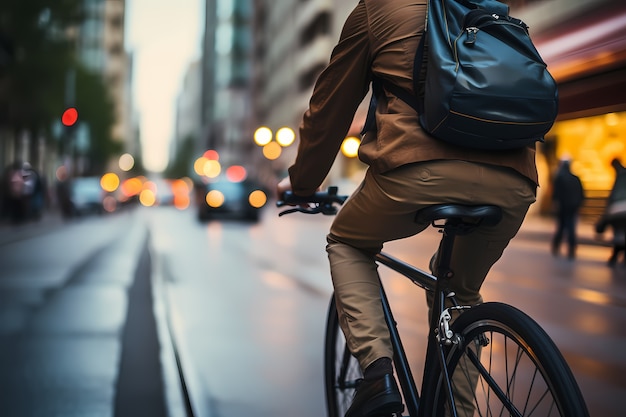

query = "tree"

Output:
[[0, 1, 122, 173], [74, 65, 122, 175], [0, 1, 82, 133]]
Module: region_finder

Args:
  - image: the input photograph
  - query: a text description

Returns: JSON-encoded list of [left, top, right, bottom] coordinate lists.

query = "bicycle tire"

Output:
[[324, 295, 363, 417], [420, 302, 589, 417]]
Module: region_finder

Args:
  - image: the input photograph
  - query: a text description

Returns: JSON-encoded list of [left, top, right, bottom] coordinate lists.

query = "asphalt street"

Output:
[[0, 205, 623, 417]]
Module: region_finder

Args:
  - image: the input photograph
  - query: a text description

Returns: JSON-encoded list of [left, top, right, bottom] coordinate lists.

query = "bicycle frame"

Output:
[[279, 190, 588, 417], [375, 231, 464, 417]]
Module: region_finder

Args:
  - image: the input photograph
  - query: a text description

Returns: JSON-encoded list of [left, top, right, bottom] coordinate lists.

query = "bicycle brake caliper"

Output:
[[437, 307, 469, 345], [437, 309, 456, 345]]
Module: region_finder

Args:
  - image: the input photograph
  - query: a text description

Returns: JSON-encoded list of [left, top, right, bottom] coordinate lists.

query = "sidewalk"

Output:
[[0, 209, 67, 246], [517, 214, 612, 248]]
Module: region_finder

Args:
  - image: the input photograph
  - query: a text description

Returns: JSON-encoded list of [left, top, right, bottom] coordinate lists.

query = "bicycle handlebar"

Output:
[[276, 186, 348, 216]]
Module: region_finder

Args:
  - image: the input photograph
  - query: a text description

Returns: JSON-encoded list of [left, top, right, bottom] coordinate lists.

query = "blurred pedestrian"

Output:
[[551, 158, 584, 259], [21, 162, 45, 220], [596, 158, 626, 266], [4, 161, 27, 224]]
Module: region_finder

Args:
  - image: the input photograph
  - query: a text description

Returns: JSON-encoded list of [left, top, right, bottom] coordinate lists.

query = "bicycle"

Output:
[[278, 186, 589, 417]]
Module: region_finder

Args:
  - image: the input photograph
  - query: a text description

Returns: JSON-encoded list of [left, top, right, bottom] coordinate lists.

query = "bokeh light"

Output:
[[254, 126, 273, 146], [262, 141, 282, 160], [119, 153, 135, 171], [121, 177, 143, 197], [204, 149, 220, 160], [103, 195, 117, 213], [341, 136, 361, 158], [100, 173, 120, 192], [203, 160, 222, 178], [206, 190, 225, 208], [61, 107, 78, 126], [276, 127, 295, 147], [249, 190, 267, 208], [56, 165, 69, 181], [226, 165, 247, 182], [139, 189, 156, 207], [171, 179, 191, 210], [194, 157, 208, 176]]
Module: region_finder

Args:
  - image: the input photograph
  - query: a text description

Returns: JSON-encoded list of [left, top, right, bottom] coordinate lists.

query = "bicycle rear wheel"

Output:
[[421, 302, 589, 417], [324, 295, 363, 417]]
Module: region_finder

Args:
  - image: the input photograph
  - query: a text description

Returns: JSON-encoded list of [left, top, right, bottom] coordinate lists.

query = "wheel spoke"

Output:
[[427, 303, 588, 417]]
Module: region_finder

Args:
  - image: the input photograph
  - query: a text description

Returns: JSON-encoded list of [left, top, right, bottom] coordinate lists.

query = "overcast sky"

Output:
[[126, 0, 204, 172]]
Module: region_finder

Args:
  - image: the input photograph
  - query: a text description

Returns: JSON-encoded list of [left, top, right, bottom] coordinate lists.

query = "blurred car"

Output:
[[69, 176, 106, 216], [196, 178, 267, 222]]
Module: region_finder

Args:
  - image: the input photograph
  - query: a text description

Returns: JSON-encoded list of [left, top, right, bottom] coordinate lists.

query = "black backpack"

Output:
[[365, 0, 558, 151]]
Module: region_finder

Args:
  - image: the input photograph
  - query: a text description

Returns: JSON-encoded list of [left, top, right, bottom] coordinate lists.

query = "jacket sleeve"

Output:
[[288, 3, 372, 196]]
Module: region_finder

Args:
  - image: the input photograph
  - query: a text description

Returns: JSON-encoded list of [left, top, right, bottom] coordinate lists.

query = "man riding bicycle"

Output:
[[277, 1, 537, 416]]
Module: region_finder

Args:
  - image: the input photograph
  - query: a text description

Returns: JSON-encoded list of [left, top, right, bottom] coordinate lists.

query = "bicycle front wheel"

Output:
[[421, 302, 589, 417], [324, 295, 363, 417]]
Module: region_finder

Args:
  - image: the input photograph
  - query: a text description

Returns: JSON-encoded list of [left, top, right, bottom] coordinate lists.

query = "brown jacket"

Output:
[[288, 0, 538, 196]]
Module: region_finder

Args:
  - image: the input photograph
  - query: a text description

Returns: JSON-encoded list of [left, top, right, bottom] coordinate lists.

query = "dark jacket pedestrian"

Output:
[[596, 158, 626, 266], [551, 159, 584, 259]]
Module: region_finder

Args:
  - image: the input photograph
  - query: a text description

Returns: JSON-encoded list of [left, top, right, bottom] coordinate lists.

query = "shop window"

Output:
[[544, 112, 626, 218]]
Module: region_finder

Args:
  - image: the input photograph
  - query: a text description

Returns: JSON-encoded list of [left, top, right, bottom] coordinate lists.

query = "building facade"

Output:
[[251, 0, 357, 184], [79, 0, 135, 171], [196, 0, 625, 214], [199, 0, 254, 172]]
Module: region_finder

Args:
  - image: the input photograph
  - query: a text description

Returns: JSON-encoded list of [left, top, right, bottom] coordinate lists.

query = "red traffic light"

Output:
[[61, 107, 78, 127]]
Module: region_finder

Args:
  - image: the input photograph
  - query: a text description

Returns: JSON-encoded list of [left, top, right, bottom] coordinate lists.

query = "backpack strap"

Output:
[[361, 77, 383, 134], [382, 32, 426, 116]]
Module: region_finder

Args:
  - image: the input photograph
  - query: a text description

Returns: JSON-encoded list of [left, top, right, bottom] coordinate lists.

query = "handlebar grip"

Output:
[[278, 187, 347, 206]]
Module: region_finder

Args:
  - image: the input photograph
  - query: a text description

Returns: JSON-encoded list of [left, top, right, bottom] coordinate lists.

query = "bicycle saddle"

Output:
[[415, 204, 502, 226]]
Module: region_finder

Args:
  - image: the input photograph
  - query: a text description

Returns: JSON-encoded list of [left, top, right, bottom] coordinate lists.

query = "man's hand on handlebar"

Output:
[[276, 179, 348, 216], [276, 176, 293, 199]]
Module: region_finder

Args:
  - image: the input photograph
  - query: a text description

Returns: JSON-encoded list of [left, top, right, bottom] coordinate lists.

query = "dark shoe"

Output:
[[345, 373, 403, 417]]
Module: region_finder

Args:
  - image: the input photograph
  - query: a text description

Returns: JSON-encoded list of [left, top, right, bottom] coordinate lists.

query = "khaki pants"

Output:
[[327, 160, 536, 370]]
